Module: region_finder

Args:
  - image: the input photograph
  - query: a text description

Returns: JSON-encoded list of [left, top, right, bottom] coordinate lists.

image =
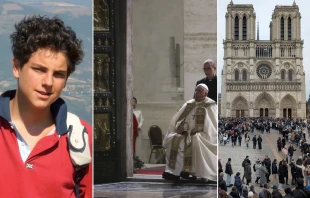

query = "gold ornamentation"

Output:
[[97, 38, 102, 46], [94, 114, 111, 151], [105, 98, 110, 107], [168, 135, 182, 169], [94, 54, 110, 92], [98, 98, 103, 107], [94, 0, 109, 31], [104, 38, 109, 46]]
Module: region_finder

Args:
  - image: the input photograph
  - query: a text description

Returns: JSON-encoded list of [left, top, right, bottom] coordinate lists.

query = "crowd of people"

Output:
[[218, 117, 310, 198]]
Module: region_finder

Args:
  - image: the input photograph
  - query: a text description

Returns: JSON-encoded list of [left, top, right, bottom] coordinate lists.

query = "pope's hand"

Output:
[[177, 125, 184, 134], [190, 129, 197, 135]]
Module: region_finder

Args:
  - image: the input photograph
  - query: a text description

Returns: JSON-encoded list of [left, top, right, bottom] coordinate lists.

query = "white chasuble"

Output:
[[163, 97, 217, 181]]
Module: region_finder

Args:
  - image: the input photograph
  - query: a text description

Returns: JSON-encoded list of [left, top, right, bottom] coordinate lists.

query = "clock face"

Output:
[[257, 64, 272, 79]]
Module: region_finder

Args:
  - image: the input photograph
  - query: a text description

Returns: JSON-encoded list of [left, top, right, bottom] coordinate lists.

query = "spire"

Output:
[[257, 21, 259, 40], [230, 0, 233, 5], [293, 0, 296, 6]]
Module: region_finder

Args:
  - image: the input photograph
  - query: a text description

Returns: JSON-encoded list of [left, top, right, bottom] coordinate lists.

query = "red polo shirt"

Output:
[[0, 90, 92, 198]]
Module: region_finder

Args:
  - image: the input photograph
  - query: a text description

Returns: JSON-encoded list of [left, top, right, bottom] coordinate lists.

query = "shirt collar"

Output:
[[205, 75, 217, 81], [0, 90, 68, 135]]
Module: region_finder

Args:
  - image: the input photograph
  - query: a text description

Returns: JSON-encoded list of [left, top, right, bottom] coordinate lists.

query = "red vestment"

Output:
[[133, 113, 138, 154]]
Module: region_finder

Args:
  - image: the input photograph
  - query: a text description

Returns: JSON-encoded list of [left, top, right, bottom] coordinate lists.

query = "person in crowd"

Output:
[[219, 157, 223, 174], [257, 135, 263, 150], [272, 159, 278, 183], [282, 137, 286, 149], [278, 160, 285, 190], [225, 158, 233, 187], [219, 132, 224, 145], [219, 190, 228, 198], [244, 159, 252, 185], [288, 144, 296, 163], [271, 185, 282, 198], [231, 134, 236, 147], [277, 137, 282, 152], [290, 159, 297, 185], [254, 159, 262, 184], [242, 156, 250, 182], [282, 160, 289, 185], [259, 162, 268, 187], [245, 133, 250, 148], [283, 187, 294, 198], [241, 185, 249, 198], [282, 146, 289, 163], [218, 172, 227, 192], [252, 135, 257, 149], [263, 155, 272, 183], [259, 184, 270, 198], [238, 134, 242, 146], [249, 185, 257, 195], [223, 133, 228, 146], [291, 178, 310, 197], [230, 186, 240, 198], [234, 172, 243, 196]]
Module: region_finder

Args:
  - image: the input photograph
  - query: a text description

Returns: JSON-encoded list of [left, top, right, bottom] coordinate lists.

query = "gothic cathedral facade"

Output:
[[221, 1, 306, 119]]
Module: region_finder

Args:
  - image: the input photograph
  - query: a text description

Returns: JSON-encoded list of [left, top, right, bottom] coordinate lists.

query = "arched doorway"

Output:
[[254, 92, 275, 117], [259, 108, 269, 117], [231, 96, 249, 118], [280, 95, 297, 118]]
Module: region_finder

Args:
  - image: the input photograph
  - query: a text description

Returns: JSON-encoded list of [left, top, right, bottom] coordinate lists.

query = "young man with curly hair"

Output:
[[0, 15, 92, 197]]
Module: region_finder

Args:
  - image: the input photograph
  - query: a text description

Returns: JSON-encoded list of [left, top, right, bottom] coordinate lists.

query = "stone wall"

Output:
[[132, 0, 217, 164], [184, 0, 217, 101], [132, 0, 184, 103], [135, 103, 183, 163]]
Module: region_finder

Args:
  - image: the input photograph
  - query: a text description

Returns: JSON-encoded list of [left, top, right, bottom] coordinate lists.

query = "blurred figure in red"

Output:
[[132, 98, 139, 156]]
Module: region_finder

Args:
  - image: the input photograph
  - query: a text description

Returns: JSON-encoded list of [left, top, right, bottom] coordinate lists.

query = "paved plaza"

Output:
[[94, 165, 217, 197], [219, 128, 305, 195], [94, 181, 217, 198]]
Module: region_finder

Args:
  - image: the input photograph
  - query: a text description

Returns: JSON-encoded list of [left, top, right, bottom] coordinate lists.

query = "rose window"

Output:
[[256, 64, 272, 79]]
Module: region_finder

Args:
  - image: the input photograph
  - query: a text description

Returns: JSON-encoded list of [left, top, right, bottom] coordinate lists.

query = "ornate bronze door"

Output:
[[93, 0, 127, 183]]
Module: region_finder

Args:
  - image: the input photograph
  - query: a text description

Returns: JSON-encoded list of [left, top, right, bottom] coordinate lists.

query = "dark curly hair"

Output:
[[10, 15, 84, 75]]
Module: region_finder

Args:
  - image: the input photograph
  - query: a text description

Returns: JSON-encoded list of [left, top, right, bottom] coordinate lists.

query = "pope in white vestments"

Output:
[[162, 84, 217, 181]]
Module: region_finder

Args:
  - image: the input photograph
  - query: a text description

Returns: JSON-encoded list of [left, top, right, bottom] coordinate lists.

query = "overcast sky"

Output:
[[217, 0, 310, 99]]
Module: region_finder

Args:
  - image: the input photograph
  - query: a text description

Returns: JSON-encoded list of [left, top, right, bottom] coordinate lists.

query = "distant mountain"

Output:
[[9, 0, 92, 8]]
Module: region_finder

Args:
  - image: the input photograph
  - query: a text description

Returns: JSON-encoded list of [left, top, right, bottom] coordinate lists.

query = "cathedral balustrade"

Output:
[[255, 42, 273, 58], [226, 82, 302, 91], [279, 44, 296, 58], [231, 42, 250, 58]]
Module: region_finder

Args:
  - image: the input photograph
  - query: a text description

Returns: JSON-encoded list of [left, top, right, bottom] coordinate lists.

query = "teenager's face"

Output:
[[13, 49, 68, 110]]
